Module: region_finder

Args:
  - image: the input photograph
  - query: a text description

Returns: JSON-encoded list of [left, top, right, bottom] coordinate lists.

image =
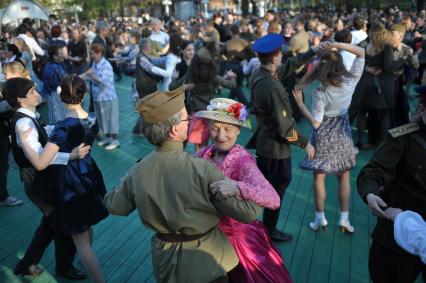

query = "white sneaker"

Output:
[[339, 219, 355, 233], [0, 196, 23, 206], [97, 138, 111, 147], [309, 218, 328, 231], [105, 139, 120, 150]]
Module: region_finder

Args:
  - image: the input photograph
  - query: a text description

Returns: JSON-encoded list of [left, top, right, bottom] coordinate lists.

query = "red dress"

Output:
[[197, 145, 293, 283]]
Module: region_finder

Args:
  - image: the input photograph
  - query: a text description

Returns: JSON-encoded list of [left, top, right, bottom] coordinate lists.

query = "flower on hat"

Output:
[[206, 101, 249, 123], [227, 103, 246, 120]]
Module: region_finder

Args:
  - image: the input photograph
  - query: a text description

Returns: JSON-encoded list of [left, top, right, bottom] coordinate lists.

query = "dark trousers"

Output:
[[348, 104, 359, 126], [15, 181, 75, 273], [357, 109, 392, 145], [393, 78, 410, 127], [369, 241, 426, 283], [109, 59, 121, 80], [0, 136, 10, 201], [256, 156, 292, 231]]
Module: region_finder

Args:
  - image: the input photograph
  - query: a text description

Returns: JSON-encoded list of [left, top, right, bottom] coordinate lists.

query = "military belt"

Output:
[[156, 227, 214, 243]]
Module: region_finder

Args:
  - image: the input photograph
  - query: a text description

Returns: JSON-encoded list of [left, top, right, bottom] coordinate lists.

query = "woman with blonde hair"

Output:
[[356, 21, 395, 148], [2, 61, 30, 80]]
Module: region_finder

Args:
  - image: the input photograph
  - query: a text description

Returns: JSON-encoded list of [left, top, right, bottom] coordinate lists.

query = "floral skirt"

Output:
[[300, 114, 358, 174]]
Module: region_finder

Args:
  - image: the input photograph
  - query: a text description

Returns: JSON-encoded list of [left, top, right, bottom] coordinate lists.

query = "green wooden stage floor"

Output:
[[0, 76, 414, 283]]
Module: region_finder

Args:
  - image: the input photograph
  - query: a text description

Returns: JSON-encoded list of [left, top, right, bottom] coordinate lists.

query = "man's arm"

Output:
[[278, 48, 315, 80], [27, 36, 46, 56], [357, 136, 406, 201], [270, 86, 309, 148], [213, 197, 261, 223], [104, 169, 137, 216]]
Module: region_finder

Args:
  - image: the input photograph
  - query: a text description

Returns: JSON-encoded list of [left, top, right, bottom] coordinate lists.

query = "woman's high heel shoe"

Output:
[[339, 220, 355, 234], [309, 218, 328, 232]]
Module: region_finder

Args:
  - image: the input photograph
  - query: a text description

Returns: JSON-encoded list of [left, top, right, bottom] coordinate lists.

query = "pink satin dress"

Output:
[[197, 144, 293, 283]]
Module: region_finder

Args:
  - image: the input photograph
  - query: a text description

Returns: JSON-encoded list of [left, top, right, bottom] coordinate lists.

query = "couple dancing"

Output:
[[4, 75, 108, 282], [3, 76, 291, 282], [104, 83, 293, 282]]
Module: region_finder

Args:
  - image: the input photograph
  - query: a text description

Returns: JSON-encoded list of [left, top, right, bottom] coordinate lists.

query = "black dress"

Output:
[[358, 44, 395, 110], [49, 115, 108, 235], [68, 39, 89, 74]]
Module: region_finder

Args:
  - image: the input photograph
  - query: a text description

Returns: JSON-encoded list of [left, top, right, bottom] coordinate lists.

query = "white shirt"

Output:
[[150, 31, 170, 48], [18, 33, 45, 59], [150, 53, 181, 91], [243, 57, 261, 76], [351, 30, 368, 45], [311, 57, 365, 122], [340, 50, 356, 71], [87, 31, 96, 45], [394, 211, 426, 264], [15, 108, 69, 165]]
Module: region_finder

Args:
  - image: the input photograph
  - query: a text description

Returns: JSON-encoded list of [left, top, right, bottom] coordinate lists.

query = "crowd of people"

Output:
[[0, 4, 425, 283]]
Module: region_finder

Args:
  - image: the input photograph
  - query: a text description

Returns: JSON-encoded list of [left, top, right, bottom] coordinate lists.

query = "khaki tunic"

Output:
[[104, 141, 261, 283]]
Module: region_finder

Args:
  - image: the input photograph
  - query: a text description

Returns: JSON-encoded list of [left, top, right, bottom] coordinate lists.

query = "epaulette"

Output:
[[388, 122, 420, 138]]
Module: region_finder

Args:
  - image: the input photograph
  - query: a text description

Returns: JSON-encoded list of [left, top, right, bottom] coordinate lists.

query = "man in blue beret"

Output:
[[247, 33, 331, 242]]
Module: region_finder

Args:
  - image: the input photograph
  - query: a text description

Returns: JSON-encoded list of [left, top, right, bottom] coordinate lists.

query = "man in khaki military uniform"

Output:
[[104, 86, 261, 283]]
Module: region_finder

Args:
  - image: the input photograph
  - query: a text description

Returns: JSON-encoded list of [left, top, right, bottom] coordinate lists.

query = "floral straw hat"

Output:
[[195, 98, 251, 128]]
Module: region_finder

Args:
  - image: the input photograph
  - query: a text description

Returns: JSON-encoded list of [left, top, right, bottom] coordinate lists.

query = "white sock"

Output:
[[315, 211, 325, 221], [340, 211, 349, 222]]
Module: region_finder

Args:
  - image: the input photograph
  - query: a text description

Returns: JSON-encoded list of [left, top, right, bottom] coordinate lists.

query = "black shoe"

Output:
[[356, 142, 375, 150], [56, 266, 87, 280], [269, 229, 293, 242], [14, 264, 44, 277]]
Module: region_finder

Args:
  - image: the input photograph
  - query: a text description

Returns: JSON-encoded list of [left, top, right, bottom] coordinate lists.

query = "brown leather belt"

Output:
[[156, 227, 214, 242]]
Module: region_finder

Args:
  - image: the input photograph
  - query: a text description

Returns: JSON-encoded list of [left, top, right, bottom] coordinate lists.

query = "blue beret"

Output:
[[252, 34, 284, 54]]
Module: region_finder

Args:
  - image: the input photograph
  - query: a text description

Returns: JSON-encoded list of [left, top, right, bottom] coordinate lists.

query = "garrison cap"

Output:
[[136, 86, 185, 123], [252, 33, 284, 54]]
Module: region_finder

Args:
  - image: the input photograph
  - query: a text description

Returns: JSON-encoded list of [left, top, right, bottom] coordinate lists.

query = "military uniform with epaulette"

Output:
[[357, 120, 426, 283], [246, 34, 313, 242]]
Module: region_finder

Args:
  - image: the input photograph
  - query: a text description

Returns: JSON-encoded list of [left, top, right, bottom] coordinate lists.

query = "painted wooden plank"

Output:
[[307, 177, 340, 283], [287, 171, 317, 282]]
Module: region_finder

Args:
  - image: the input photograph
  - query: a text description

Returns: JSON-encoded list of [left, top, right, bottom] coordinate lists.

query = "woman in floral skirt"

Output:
[[293, 42, 365, 233]]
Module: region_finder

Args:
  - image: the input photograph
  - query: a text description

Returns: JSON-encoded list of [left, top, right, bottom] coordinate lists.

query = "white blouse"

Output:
[[311, 57, 365, 123]]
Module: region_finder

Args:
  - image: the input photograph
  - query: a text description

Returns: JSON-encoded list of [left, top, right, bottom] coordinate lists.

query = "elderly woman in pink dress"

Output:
[[195, 98, 293, 283]]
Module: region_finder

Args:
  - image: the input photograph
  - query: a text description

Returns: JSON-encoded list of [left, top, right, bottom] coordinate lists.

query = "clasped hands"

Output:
[[366, 193, 403, 221]]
